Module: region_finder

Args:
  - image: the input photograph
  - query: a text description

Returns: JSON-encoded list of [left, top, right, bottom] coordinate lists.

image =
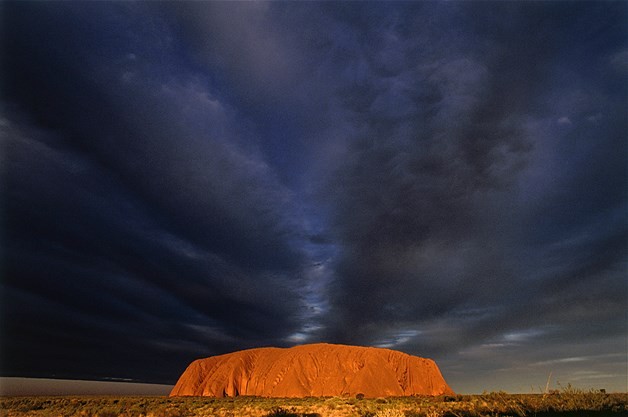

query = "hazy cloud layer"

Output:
[[1, 2, 626, 392]]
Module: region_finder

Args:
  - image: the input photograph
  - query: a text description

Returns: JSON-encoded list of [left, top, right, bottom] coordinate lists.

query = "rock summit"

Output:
[[170, 343, 454, 397]]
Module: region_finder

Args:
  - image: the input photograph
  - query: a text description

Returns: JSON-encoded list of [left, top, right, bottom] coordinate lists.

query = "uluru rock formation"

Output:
[[170, 343, 454, 398]]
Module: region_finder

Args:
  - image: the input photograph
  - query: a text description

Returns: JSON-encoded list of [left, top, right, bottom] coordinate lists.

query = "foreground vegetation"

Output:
[[1, 387, 626, 417]]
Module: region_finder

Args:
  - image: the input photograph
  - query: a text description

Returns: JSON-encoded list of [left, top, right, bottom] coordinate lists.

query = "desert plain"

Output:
[[2, 388, 628, 417]]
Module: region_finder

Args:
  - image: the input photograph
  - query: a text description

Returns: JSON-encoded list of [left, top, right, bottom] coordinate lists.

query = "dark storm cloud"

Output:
[[317, 3, 544, 336], [1, 1, 626, 392], [302, 1, 627, 389], [1, 2, 309, 382]]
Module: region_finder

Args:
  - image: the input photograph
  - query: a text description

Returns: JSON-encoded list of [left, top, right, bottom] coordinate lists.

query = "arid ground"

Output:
[[1, 389, 627, 417]]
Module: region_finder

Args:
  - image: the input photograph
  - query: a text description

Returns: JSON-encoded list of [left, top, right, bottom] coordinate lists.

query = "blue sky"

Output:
[[1, 1, 626, 393]]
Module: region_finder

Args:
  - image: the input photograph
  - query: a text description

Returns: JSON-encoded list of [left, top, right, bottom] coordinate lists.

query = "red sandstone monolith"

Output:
[[170, 343, 454, 397]]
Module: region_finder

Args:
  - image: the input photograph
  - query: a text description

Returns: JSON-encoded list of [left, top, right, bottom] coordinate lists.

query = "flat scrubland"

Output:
[[1, 388, 626, 417]]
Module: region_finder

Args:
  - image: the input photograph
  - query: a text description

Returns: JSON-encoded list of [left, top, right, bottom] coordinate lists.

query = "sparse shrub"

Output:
[[265, 406, 299, 417], [374, 408, 405, 417], [97, 411, 119, 417], [269, 408, 287, 417], [148, 405, 190, 417]]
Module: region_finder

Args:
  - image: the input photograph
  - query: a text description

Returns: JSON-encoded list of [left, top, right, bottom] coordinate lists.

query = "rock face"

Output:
[[170, 343, 454, 397]]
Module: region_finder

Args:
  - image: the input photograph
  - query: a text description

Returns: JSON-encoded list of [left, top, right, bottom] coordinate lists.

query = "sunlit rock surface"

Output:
[[170, 343, 454, 397]]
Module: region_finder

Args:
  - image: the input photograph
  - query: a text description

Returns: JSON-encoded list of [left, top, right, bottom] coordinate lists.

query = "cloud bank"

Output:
[[1, 2, 626, 392]]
